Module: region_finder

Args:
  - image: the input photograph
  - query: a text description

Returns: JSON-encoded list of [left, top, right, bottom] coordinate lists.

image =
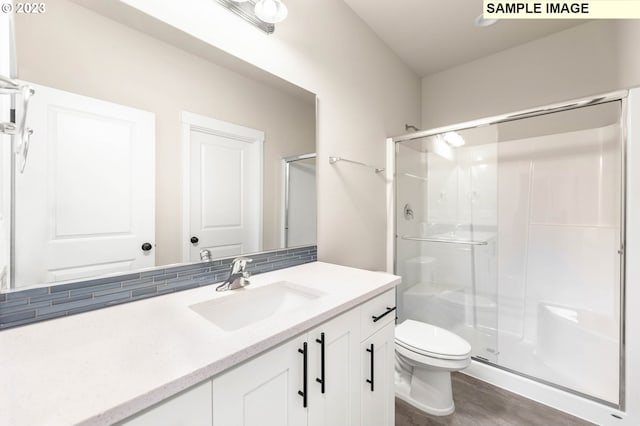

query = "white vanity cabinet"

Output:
[[360, 321, 396, 426], [306, 308, 361, 426], [211, 307, 362, 426], [210, 289, 396, 426], [359, 289, 396, 426], [211, 337, 307, 425], [121, 289, 396, 426]]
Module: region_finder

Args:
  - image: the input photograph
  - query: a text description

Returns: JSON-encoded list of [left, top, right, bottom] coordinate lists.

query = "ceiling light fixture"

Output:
[[254, 0, 288, 24], [443, 131, 466, 147], [214, 0, 289, 34], [474, 14, 499, 28]]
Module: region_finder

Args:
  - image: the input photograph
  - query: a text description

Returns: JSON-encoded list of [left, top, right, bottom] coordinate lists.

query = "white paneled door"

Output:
[[15, 83, 155, 286], [182, 112, 263, 262]]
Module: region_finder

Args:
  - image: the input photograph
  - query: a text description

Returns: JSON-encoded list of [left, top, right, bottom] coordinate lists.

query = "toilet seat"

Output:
[[395, 320, 471, 361]]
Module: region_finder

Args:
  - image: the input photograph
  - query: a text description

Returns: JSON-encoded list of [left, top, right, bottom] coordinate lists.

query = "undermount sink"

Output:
[[189, 281, 325, 331]]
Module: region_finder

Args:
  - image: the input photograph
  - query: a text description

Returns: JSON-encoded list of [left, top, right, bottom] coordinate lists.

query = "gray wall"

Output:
[[421, 21, 640, 129], [118, 0, 422, 271]]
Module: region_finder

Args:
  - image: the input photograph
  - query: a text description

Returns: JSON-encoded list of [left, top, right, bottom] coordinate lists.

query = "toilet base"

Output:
[[395, 363, 455, 416], [396, 389, 455, 416]]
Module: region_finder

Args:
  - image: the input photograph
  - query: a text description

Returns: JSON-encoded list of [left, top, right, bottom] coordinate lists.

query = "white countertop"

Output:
[[0, 262, 400, 426]]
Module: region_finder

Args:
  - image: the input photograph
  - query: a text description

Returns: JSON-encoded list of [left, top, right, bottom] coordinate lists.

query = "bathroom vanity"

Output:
[[0, 262, 399, 426]]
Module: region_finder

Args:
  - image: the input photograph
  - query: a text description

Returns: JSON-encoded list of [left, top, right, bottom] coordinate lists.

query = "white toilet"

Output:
[[394, 319, 471, 416]]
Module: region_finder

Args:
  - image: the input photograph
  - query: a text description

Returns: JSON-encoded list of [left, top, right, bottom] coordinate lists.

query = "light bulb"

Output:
[[254, 0, 288, 23], [443, 132, 465, 147], [475, 14, 499, 27]]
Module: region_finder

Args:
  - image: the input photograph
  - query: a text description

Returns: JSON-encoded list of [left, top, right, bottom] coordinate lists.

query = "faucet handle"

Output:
[[230, 256, 253, 273], [235, 256, 253, 267]]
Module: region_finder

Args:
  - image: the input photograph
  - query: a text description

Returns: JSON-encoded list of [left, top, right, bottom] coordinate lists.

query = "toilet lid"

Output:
[[395, 320, 471, 359]]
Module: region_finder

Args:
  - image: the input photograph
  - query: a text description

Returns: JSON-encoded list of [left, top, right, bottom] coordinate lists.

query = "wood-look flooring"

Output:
[[395, 373, 596, 426]]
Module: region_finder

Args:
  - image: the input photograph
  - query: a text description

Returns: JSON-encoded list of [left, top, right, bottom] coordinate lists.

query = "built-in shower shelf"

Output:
[[403, 256, 436, 265], [398, 172, 428, 181], [403, 282, 497, 309], [401, 235, 489, 245]]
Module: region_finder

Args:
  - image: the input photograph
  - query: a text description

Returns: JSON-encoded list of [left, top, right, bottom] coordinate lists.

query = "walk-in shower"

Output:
[[390, 93, 626, 412]]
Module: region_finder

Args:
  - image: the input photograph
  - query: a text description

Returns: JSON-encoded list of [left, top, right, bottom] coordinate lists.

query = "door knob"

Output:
[[190, 236, 199, 244], [141, 242, 153, 252]]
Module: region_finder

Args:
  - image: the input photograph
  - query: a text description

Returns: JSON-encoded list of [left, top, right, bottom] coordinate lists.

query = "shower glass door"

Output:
[[492, 101, 623, 406], [395, 126, 499, 363], [395, 100, 624, 407]]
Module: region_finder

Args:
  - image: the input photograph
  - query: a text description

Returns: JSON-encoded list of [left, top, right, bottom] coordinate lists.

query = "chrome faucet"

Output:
[[216, 257, 252, 291], [199, 249, 212, 261]]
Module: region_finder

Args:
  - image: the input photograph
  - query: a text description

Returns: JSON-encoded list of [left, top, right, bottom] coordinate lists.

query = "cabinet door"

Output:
[[212, 338, 307, 426], [118, 381, 212, 426], [360, 321, 395, 426], [308, 309, 361, 426]]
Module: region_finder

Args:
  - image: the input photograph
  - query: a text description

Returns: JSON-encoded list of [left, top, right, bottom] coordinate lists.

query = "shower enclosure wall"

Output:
[[392, 96, 625, 411]]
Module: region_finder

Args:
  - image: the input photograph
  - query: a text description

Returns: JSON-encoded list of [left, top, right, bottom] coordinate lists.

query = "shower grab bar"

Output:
[[401, 235, 488, 245], [329, 156, 385, 173], [399, 172, 428, 181]]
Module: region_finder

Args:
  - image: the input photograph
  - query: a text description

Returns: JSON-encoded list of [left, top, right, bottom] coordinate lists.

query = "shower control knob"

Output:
[[141, 242, 153, 252], [190, 236, 199, 244]]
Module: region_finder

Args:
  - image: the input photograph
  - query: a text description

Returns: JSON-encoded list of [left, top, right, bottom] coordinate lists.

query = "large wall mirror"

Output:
[[2, 0, 317, 290]]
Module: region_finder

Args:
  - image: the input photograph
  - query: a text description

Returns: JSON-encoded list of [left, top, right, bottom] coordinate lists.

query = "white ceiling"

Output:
[[343, 0, 584, 77]]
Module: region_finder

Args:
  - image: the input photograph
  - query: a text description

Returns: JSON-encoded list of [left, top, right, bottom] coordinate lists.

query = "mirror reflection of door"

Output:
[[183, 112, 263, 262], [15, 83, 155, 285], [283, 154, 316, 248], [8, 0, 316, 289]]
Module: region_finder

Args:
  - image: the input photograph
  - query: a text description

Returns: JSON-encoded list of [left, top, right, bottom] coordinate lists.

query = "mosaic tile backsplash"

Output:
[[0, 245, 317, 330]]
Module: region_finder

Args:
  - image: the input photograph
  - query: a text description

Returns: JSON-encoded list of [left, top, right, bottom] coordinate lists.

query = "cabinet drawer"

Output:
[[360, 289, 396, 339]]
